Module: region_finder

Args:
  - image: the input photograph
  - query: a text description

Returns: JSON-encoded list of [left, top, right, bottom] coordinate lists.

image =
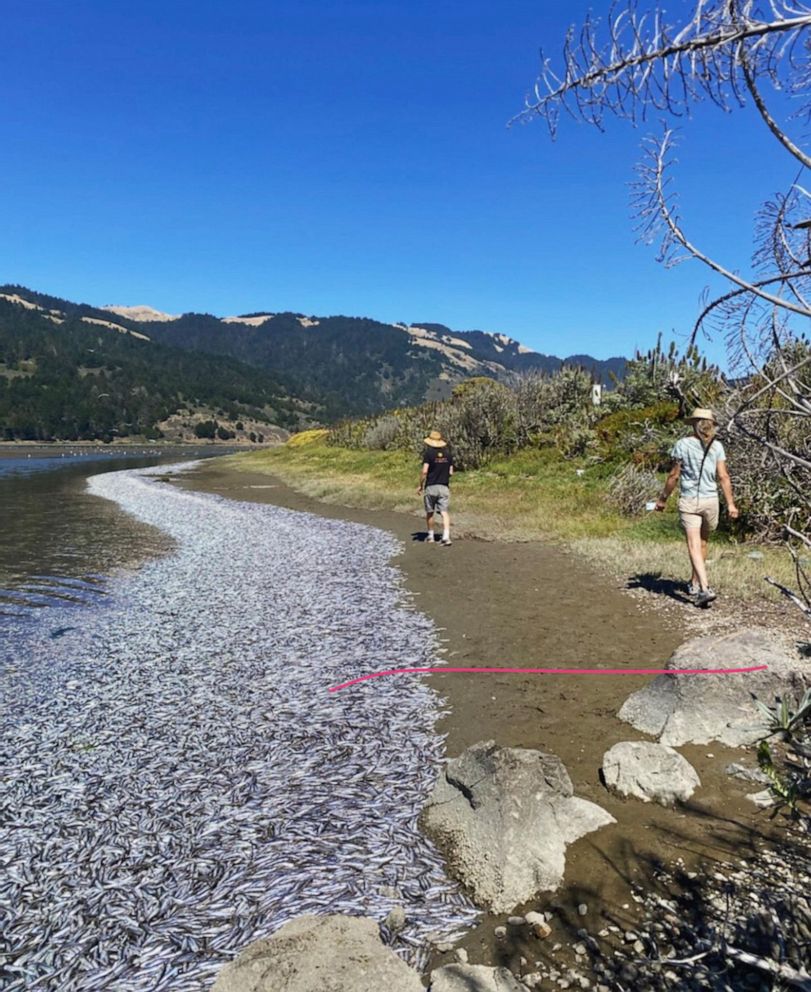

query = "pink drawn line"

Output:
[[328, 664, 768, 693]]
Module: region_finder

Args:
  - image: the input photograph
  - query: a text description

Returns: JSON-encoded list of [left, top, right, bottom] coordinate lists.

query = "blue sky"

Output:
[[0, 0, 797, 363]]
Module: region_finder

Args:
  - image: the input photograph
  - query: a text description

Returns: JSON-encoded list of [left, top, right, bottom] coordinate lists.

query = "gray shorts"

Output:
[[424, 484, 450, 514]]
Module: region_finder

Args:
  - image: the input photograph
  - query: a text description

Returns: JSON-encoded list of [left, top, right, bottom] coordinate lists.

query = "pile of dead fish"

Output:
[[0, 464, 477, 991]]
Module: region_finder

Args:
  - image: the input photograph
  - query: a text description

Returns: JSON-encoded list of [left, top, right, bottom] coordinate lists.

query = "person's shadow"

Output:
[[411, 531, 434, 542], [627, 571, 692, 603]]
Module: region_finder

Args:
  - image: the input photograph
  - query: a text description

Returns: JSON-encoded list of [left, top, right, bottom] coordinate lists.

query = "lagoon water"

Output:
[[0, 448, 220, 620]]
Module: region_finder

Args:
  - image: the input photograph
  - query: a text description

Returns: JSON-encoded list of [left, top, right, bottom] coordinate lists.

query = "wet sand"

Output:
[[180, 461, 779, 979]]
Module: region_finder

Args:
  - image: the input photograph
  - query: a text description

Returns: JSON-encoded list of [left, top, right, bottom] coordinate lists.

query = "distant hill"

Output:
[[0, 289, 309, 442], [0, 284, 628, 440], [139, 313, 626, 419]]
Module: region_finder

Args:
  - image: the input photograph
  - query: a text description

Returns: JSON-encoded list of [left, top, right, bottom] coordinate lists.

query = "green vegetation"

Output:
[[0, 283, 630, 434], [229, 441, 796, 606], [143, 314, 627, 421], [225, 342, 801, 606]]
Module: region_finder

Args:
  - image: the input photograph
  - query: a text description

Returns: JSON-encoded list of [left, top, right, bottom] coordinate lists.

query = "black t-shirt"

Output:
[[423, 445, 453, 487]]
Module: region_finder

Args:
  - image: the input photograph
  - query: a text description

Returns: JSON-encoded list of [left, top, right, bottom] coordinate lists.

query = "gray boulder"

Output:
[[430, 963, 527, 992], [422, 741, 615, 914], [211, 914, 424, 992], [618, 629, 809, 747], [602, 741, 700, 806]]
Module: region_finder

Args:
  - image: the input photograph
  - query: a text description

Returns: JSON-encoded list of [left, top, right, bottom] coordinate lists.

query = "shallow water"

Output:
[[0, 448, 222, 619]]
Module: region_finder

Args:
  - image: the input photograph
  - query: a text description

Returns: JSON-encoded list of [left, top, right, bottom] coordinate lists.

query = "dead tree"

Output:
[[514, 0, 811, 620]]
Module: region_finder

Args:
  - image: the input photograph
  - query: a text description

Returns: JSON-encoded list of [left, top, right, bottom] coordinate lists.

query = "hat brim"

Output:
[[423, 437, 447, 447]]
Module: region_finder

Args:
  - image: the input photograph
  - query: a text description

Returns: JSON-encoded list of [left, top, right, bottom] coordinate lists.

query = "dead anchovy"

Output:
[[0, 463, 478, 991]]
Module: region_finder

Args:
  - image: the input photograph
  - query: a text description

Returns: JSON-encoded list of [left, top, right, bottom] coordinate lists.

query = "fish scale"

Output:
[[0, 462, 478, 991]]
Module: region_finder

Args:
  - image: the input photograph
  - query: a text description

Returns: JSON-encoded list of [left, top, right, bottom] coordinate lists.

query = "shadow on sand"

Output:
[[487, 804, 806, 991], [627, 571, 695, 605]]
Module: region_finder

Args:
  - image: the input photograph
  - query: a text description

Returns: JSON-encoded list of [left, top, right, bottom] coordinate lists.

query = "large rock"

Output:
[[430, 963, 527, 991], [210, 914, 424, 992], [422, 741, 615, 913], [618, 629, 810, 747], [602, 741, 700, 806]]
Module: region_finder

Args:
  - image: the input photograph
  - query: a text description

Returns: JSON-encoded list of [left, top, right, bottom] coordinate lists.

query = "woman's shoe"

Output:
[[695, 588, 717, 607]]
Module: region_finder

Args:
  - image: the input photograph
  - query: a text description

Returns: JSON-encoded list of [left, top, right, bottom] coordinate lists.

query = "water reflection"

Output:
[[0, 448, 223, 620]]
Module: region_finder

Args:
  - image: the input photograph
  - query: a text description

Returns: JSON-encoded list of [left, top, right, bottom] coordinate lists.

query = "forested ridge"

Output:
[[0, 284, 628, 440], [0, 297, 305, 441]]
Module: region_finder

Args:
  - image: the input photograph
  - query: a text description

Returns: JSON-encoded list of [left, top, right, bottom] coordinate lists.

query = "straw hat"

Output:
[[423, 430, 447, 448], [686, 407, 717, 423]]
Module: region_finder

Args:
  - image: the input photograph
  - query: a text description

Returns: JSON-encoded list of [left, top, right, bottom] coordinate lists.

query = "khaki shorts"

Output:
[[424, 484, 450, 514], [678, 496, 719, 533]]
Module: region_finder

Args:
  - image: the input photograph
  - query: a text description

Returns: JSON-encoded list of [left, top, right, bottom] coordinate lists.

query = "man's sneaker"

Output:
[[440, 537, 452, 546], [425, 534, 435, 543], [695, 588, 717, 607], [687, 581, 699, 596]]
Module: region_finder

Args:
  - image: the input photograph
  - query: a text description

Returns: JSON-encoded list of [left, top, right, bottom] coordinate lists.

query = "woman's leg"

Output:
[[690, 534, 709, 586], [685, 527, 709, 591]]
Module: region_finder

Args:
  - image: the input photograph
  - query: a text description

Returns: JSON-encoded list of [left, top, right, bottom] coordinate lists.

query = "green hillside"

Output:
[[0, 284, 629, 440], [0, 295, 307, 441]]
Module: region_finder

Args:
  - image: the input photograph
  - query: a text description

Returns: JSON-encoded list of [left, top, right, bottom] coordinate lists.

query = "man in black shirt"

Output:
[[417, 430, 453, 545]]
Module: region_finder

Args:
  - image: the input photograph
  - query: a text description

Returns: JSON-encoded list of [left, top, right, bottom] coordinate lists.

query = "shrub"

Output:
[[605, 464, 660, 516], [616, 339, 725, 411], [287, 428, 330, 447], [556, 420, 598, 459], [438, 378, 518, 469], [194, 420, 217, 439], [362, 415, 401, 450], [596, 401, 681, 468], [514, 368, 599, 456]]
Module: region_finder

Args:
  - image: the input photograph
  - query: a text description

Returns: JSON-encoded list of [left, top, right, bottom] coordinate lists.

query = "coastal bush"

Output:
[[438, 378, 519, 469], [287, 428, 330, 447], [555, 419, 598, 459], [194, 420, 217, 439], [725, 341, 811, 543], [361, 415, 402, 450], [596, 401, 681, 468], [615, 340, 725, 413], [605, 464, 660, 516]]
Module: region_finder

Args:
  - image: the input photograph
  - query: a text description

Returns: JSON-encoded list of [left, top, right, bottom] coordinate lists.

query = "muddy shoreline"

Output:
[[179, 460, 792, 982]]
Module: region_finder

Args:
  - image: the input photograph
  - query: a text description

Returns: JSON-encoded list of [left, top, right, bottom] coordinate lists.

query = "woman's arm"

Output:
[[716, 461, 739, 519], [655, 462, 681, 511]]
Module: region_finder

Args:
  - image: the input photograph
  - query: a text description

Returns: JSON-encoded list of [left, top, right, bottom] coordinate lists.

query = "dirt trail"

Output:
[[180, 462, 781, 979]]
